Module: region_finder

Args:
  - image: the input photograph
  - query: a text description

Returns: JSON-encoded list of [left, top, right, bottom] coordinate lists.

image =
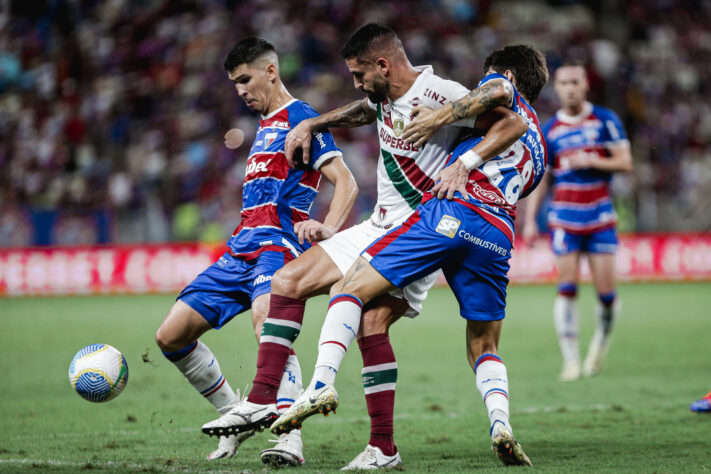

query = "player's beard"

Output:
[[366, 81, 388, 103]]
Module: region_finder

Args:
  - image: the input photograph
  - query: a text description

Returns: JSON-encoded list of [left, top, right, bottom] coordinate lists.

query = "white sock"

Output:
[[475, 354, 511, 439], [167, 340, 238, 414], [309, 294, 363, 390], [276, 353, 303, 414], [553, 295, 580, 365]]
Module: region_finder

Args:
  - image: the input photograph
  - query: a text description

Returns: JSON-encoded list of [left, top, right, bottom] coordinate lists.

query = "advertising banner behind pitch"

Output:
[[1, 234, 710, 296]]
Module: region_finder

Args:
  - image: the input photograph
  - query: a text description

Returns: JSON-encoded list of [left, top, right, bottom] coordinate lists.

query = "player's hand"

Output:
[[285, 120, 313, 168], [402, 106, 438, 148], [566, 151, 594, 169], [294, 220, 336, 244], [431, 159, 469, 201], [521, 220, 539, 246]]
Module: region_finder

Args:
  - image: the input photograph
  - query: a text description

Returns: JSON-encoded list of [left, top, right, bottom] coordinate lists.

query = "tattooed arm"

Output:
[[285, 98, 377, 167], [402, 79, 515, 148]]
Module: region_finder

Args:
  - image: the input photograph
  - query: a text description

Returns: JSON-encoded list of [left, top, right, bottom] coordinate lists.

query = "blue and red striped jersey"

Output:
[[436, 73, 547, 244], [228, 99, 342, 260], [542, 101, 628, 234]]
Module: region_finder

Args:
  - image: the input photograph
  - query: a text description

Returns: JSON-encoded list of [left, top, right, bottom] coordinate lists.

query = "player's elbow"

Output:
[[336, 169, 359, 201], [510, 113, 528, 138], [491, 82, 514, 107], [620, 157, 634, 172]]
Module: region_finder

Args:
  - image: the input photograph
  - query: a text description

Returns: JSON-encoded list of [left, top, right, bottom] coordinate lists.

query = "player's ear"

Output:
[[375, 57, 390, 76], [265, 62, 278, 82]]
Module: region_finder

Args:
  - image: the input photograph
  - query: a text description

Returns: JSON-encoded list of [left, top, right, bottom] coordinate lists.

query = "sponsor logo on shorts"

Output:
[[435, 215, 461, 238], [254, 274, 272, 286], [457, 230, 510, 257]]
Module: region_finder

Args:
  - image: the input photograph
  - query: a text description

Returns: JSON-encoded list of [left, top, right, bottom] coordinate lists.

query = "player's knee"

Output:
[[155, 315, 191, 353], [558, 282, 577, 298], [154, 324, 175, 352], [361, 306, 398, 335], [271, 266, 306, 298]]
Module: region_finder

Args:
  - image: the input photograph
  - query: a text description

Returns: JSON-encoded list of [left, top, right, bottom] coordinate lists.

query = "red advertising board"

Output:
[[1, 234, 710, 296]]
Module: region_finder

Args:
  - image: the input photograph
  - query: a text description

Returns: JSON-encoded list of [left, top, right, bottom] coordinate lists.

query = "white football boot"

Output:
[[341, 444, 403, 470], [491, 428, 532, 466], [260, 430, 306, 467], [558, 360, 582, 381], [271, 385, 338, 435], [202, 400, 278, 436], [582, 335, 609, 377], [206, 431, 255, 460]]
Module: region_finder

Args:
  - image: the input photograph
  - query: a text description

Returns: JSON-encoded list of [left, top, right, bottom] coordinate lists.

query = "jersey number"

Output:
[[480, 141, 533, 205]]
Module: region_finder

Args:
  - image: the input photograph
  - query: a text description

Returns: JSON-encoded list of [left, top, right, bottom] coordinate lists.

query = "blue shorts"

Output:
[[178, 250, 293, 329], [363, 198, 511, 321], [551, 227, 618, 256]]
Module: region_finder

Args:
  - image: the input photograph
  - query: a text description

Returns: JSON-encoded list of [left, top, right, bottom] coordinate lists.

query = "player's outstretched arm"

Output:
[[285, 99, 377, 167], [294, 156, 358, 244], [521, 170, 551, 244], [568, 142, 633, 173], [432, 106, 527, 200], [403, 78, 514, 147]]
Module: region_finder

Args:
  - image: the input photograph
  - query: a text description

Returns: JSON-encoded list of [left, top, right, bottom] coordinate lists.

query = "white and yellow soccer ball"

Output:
[[68, 344, 129, 402]]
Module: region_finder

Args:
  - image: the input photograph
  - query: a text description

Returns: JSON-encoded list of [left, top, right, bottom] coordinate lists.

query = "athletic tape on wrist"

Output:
[[459, 150, 484, 171]]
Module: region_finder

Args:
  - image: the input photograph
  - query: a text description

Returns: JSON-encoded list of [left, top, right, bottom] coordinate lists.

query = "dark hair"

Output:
[[484, 45, 549, 103], [340, 23, 400, 60], [224, 37, 276, 72]]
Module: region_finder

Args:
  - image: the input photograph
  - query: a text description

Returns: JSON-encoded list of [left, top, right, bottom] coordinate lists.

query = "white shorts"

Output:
[[318, 219, 440, 317]]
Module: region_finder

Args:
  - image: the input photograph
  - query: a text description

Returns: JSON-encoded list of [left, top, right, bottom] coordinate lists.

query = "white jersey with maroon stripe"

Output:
[[365, 66, 471, 229]]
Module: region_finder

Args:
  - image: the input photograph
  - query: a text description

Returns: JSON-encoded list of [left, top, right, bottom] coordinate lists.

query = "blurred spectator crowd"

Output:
[[1, 0, 710, 246]]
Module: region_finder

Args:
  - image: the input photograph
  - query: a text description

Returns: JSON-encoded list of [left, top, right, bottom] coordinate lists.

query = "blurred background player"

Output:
[[269, 44, 549, 466], [522, 63, 633, 381], [690, 391, 711, 413], [154, 37, 357, 465], [201, 23, 525, 470]]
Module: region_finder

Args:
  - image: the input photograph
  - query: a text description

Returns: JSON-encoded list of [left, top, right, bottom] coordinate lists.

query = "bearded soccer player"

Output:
[[201, 24, 528, 469], [276, 44, 548, 467], [154, 37, 357, 466], [522, 63, 633, 381]]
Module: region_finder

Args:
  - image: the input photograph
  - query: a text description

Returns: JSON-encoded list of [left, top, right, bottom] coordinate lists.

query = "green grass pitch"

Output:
[[1, 282, 710, 472]]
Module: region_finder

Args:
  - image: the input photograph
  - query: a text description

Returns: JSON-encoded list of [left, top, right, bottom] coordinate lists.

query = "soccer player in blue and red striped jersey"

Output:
[[154, 37, 357, 465], [522, 63, 633, 381]]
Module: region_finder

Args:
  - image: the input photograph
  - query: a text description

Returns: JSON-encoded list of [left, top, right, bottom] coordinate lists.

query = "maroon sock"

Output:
[[248, 294, 305, 404], [358, 333, 397, 457]]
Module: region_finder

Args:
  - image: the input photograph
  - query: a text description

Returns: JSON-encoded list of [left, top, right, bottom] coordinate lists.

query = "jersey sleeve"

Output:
[[596, 107, 629, 146], [309, 128, 342, 170], [292, 101, 343, 171], [365, 98, 377, 111]]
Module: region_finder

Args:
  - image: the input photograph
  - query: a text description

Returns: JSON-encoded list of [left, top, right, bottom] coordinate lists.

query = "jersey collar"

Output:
[[261, 98, 298, 120], [556, 101, 593, 124], [391, 65, 433, 105]]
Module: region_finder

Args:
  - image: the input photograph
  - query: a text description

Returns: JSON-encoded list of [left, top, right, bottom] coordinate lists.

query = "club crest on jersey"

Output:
[[435, 215, 461, 238], [379, 206, 387, 220], [264, 132, 278, 148], [393, 118, 404, 137]]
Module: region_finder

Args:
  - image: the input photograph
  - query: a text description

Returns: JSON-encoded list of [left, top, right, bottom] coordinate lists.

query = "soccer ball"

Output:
[[68, 344, 129, 402]]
